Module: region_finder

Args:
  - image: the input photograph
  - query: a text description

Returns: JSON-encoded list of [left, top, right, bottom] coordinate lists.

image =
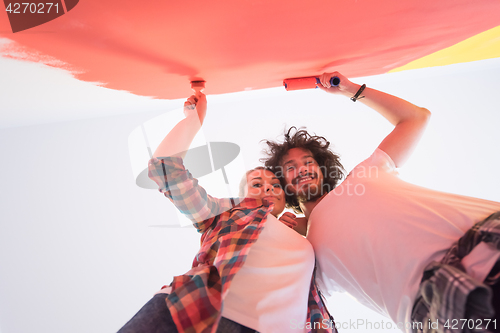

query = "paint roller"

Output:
[[283, 76, 340, 91], [191, 80, 206, 93]]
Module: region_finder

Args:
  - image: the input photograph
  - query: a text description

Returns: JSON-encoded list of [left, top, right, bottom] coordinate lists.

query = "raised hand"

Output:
[[183, 92, 207, 124], [317, 71, 357, 96]]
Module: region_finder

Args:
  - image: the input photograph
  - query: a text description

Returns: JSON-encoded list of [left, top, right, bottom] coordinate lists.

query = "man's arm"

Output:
[[153, 92, 207, 159], [318, 72, 431, 168]]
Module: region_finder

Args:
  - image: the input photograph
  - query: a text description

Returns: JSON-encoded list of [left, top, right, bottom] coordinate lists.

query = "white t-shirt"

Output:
[[307, 148, 500, 331], [222, 214, 315, 332]]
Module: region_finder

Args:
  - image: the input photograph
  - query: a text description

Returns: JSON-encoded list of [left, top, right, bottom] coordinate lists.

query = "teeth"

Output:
[[298, 177, 313, 184]]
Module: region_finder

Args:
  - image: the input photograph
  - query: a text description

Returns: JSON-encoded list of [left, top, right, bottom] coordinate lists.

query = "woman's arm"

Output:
[[318, 72, 431, 168], [148, 157, 234, 233], [153, 92, 207, 159], [148, 93, 234, 233]]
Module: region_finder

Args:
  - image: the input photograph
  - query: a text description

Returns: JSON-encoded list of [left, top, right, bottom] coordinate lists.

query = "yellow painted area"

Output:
[[390, 25, 500, 72]]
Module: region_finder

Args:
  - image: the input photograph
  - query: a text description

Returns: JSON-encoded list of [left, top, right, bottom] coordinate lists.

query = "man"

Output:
[[263, 72, 500, 333]]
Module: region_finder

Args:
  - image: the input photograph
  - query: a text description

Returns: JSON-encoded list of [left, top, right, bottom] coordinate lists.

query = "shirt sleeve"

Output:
[[358, 148, 398, 175], [148, 156, 235, 233]]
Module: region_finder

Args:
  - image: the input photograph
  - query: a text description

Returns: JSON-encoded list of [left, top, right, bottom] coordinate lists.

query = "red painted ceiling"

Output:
[[1, 0, 500, 99]]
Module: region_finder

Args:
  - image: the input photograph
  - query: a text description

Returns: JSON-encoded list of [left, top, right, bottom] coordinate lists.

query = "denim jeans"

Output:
[[117, 294, 178, 333], [117, 294, 257, 333]]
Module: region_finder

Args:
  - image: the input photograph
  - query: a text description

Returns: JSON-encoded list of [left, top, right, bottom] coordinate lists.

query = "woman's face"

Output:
[[244, 169, 285, 217]]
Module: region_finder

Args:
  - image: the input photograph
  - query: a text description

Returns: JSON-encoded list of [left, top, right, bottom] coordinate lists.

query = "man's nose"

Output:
[[298, 165, 308, 177]]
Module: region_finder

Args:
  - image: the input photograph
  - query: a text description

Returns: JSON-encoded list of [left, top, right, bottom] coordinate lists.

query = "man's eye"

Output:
[[286, 166, 294, 171]]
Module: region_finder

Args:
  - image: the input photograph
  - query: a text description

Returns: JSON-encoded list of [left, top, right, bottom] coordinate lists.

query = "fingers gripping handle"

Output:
[[283, 76, 340, 91]]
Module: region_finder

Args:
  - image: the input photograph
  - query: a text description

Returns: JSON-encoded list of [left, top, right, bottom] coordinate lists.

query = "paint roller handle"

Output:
[[325, 76, 340, 87], [316, 74, 341, 88], [317, 72, 360, 96], [185, 81, 207, 123]]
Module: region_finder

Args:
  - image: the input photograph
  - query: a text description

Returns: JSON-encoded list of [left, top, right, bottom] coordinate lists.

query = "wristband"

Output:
[[351, 84, 366, 102]]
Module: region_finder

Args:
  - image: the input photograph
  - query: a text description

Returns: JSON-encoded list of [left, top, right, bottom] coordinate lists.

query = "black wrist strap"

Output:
[[351, 84, 366, 102]]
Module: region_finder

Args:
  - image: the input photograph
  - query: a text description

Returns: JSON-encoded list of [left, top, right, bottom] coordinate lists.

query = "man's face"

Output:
[[281, 148, 324, 201]]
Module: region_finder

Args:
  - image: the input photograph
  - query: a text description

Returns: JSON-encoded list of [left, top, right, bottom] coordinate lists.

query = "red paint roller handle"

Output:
[[283, 76, 340, 91]]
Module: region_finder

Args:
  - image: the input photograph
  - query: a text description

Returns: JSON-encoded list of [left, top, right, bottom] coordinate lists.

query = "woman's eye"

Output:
[[273, 183, 282, 188], [252, 183, 262, 188]]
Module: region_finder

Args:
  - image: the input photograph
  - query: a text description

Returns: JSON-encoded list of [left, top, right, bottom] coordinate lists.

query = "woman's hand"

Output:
[[183, 92, 207, 124]]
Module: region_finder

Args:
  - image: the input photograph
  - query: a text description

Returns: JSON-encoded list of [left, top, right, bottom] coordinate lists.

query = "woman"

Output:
[[117, 93, 335, 333]]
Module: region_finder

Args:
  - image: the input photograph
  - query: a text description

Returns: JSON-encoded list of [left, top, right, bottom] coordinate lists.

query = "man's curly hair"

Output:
[[261, 127, 345, 214]]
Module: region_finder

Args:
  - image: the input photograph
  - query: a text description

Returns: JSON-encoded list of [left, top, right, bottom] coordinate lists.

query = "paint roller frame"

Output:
[[190, 80, 206, 93]]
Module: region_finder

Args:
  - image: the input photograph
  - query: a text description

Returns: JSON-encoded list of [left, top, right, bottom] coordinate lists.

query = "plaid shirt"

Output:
[[148, 157, 336, 333], [411, 211, 500, 333]]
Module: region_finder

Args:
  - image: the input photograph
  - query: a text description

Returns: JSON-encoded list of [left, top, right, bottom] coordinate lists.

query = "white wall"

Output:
[[0, 112, 202, 333]]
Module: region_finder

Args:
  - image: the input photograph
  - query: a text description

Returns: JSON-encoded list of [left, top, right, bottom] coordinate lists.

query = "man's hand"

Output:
[[279, 212, 299, 229], [317, 71, 359, 97], [279, 212, 309, 236]]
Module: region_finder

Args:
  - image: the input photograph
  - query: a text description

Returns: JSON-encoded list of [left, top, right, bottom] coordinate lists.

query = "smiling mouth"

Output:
[[295, 174, 316, 185]]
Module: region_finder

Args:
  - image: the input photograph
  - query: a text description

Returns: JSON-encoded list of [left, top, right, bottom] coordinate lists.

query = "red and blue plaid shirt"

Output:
[[148, 156, 336, 333]]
